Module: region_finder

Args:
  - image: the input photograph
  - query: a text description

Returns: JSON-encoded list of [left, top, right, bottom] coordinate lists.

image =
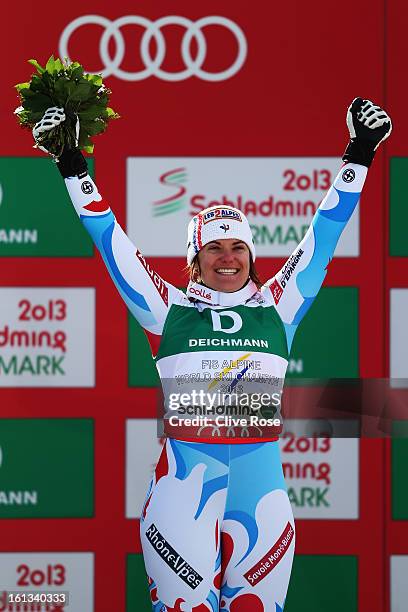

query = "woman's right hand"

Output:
[[33, 107, 87, 178], [32, 107, 67, 154], [33, 107, 80, 160]]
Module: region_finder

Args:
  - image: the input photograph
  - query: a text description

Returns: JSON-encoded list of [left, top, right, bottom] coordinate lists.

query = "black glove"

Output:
[[342, 98, 392, 167], [32, 106, 88, 178], [56, 148, 88, 179]]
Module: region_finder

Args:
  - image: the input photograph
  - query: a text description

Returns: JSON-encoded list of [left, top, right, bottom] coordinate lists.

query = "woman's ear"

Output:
[[192, 258, 201, 282]]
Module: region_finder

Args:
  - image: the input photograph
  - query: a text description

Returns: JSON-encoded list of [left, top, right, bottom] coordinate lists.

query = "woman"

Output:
[[32, 98, 391, 611]]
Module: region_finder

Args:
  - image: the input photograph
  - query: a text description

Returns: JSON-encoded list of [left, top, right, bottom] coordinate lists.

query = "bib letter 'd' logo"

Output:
[[211, 310, 242, 334]]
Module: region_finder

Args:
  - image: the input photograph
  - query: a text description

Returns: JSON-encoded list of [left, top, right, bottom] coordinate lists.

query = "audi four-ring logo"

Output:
[[59, 15, 248, 82]]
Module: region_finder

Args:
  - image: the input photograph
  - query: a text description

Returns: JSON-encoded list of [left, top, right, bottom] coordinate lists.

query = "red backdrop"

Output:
[[0, 1, 405, 611]]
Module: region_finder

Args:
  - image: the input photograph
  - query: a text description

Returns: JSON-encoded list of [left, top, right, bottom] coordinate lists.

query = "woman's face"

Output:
[[197, 239, 250, 293]]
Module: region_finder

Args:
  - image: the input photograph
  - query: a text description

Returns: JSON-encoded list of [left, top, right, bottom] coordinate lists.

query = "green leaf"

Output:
[[80, 119, 105, 136], [36, 71, 55, 93], [53, 58, 64, 74], [15, 82, 30, 91], [45, 55, 56, 74], [79, 120, 96, 131], [63, 80, 78, 99], [87, 74, 103, 86], [23, 93, 53, 112], [91, 120, 106, 135], [20, 88, 38, 99], [79, 133, 94, 151], [53, 77, 70, 98], [78, 106, 104, 120], [97, 93, 109, 107], [68, 82, 92, 101], [28, 59, 45, 74], [16, 110, 30, 124], [71, 65, 84, 80], [30, 75, 48, 94]]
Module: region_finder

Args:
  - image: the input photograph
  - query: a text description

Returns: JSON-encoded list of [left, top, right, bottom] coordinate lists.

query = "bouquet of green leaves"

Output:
[[15, 56, 119, 157]]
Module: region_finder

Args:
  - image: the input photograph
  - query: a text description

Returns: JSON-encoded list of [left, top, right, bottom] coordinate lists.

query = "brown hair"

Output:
[[186, 254, 263, 289]]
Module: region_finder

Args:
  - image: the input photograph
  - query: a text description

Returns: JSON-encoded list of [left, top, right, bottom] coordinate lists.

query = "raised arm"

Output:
[[266, 98, 392, 351], [33, 111, 183, 336]]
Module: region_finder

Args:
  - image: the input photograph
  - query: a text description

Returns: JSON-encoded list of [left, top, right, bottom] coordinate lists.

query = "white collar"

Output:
[[186, 280, 258, 306]]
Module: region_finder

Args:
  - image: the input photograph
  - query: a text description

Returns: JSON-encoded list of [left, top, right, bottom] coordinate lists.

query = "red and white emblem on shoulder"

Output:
[[270, 279, 283, 305]]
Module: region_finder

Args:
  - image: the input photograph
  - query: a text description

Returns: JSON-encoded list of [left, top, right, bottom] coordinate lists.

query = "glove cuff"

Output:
[[342, 139, 376, 168], [56, 148, 88, 179]]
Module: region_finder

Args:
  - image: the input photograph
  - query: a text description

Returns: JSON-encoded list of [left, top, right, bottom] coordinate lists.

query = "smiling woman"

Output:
[[189, 239, 263, 291], [28, 97, 392, 611], [186, 204, 263, 292], [197, 238, 250, 291]]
